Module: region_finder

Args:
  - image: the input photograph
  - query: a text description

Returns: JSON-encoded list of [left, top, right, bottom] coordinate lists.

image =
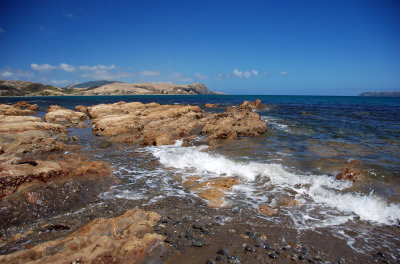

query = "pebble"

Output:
[[244, 245, 255, 252], [192, 240, 203, 247], [245, 231, 256, 238], [299, 254, 308, 260], [193, 224, 202, 229], [206, 259, 216, 264], [337, 259, 345, 264], [276, 249, 284, 254], [269, 253, 278, 259], [255, 243, 266, 249], [282, 244, 292, 250], [227, 256, 240, 264], [264, 243, 276, 251], [215, 255, 227, 262], [291, 254, 299, 261], [217, 248, 230, 256], [185, 231, 195, 240]]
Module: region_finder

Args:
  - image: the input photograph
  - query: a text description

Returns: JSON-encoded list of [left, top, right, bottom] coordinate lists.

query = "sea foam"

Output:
[[149, 140, 400, 226]]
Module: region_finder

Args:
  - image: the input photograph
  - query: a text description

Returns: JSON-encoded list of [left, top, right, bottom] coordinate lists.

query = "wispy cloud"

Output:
[[170, 72, 192, 82], [63, 10, 76, 19], [216, 72, 231, 80], [79, 65, 116, 71], [279, 71, 288, 75], [31, 63, 57, 71], [59, 63, 76, 72], [139, 70, 161, 76], [194, 72, 209, 80], [39, 26, 55, 35], [251, 69, 259, 76], [0, 27, 5, 33], [0, 67, 34, 79]]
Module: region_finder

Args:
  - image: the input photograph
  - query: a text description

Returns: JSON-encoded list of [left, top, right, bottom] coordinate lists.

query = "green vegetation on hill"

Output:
[[68, 80, 119, 89], [0, 80, 64, 96]]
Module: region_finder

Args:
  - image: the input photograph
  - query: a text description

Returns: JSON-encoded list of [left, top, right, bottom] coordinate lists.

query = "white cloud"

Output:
[[279, 71, 288, 75], [0, 67, 34, 79], [251, 69, 259, 76], [49, 79, 72, 86], [59, 63, 76, 72], [0, 70, 13, 78], [194, 73, 209, 80], [79, 64, 116, 71], [233, 69, 255, 79], [139, 70, 161, 76], [31, 63, 57, 71], [0, 27, 5, 33], [170, 72, 192, 82]]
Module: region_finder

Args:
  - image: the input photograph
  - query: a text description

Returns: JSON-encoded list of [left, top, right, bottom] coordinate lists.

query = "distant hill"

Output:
[[0, 80, 215, 96], [0, 80, 65, 96], [359, 92, 400, 97], [66, 80, 120, 89], [71, 82, 215, 95]]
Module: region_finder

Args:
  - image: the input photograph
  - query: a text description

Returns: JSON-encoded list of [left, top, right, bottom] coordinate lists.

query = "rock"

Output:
[[0, 102, 39, 115], [227, 256, 240, 263], [87, 101, 268, 146], [44, 105, 87, 127], [0, 208, 164, 264], [202, 106, 268, 139], [99, 141, 112, 148], [190, 177, 239, 208], [244, 244, 255, 252], [206, 259, 217, 264], [216, 255, 227, 261], [205, 103, 216, 108], [75, 105, 88, 114], [238, 99, 266, 110], [335, 160, 362, 182], [269, 252, 279, 259], [258, 204, 278, 216], [192, 240, 204, 247], [217, 248, 230, 256]]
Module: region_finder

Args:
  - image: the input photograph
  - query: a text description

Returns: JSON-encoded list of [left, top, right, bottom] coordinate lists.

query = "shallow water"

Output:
[[1, 95, 400, 262]]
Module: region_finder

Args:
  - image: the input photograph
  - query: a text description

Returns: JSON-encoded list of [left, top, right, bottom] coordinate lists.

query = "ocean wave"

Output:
[[261, 116, 291, 133], [149, 141, 400, 226]]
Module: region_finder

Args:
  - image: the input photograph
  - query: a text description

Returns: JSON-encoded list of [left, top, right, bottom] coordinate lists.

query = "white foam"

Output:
[[261, 116, 291, 133], [148, 141, 400, 226]]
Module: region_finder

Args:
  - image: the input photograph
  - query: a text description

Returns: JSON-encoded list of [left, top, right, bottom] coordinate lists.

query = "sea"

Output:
[[1, 95, 400, 261]]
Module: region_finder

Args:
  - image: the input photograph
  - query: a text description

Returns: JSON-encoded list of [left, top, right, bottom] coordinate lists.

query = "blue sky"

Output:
[[0, 0, 399, 95]]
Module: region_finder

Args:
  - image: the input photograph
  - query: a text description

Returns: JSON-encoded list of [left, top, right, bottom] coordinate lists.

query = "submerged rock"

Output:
[[205, 103, 217, 108], [335, 160, 362, 182], [0, 208, 164, 264]]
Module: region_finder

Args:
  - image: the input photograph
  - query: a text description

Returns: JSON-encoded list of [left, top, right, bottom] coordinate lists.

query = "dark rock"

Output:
[[299, 254, 308, 260], [255, 243, 267, 249], [161, 218, 168, 223], [245, 231, 256, 238], [291, 254, 299, 261], [269, 253, 278, 259], [215, 255, 227, 262], [276, 249, 284, 254], [206, 259, 216, 264], [373, 252, 385, 259], [282, 244, 291, 250], [99, 141, 112, 148], [192, 240, 203, 247], [264, 243, 276, 251], [193, 223, 202, 229], [244, 245, 255, 252], [185, 231, 195, 240], [337, 259, 345, 264], [217, 248, 230, 256], [227, 256, 240, 264]]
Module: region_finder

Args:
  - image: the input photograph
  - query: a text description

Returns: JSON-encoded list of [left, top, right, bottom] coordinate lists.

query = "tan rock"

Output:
[[335, 160, 362, 182], [0, 208, 163, 264], [75, 105, 88, 114], [44, 105, 87, 127], [238, 99, 266, 110], [0, 102, 38, 116], [190, 177, 239, 207], [202, 107, 268, 139], [258, 204, 278, 216], [205, 103, 216, 108]]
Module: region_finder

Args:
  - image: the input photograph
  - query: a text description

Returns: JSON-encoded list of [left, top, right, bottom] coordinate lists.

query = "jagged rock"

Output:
[[0, 102, 39, 116], [0, 208, 163, 264], [258, 204, 278, 216], [205, 103, 216, 108], [202, 107, 268, 139], [75, 105, 88, 114], [87, 101, 268, 146], [238, 99, 266, 110], [335, 160, 362, 182], [44, 105, 87, 127]]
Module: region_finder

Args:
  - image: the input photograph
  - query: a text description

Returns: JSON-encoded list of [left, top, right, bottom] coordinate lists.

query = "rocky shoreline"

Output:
[[0, 100, 395, 263]]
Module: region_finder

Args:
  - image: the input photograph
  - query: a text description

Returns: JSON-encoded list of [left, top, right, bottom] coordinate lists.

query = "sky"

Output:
[[0, 0, 399, 95]]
